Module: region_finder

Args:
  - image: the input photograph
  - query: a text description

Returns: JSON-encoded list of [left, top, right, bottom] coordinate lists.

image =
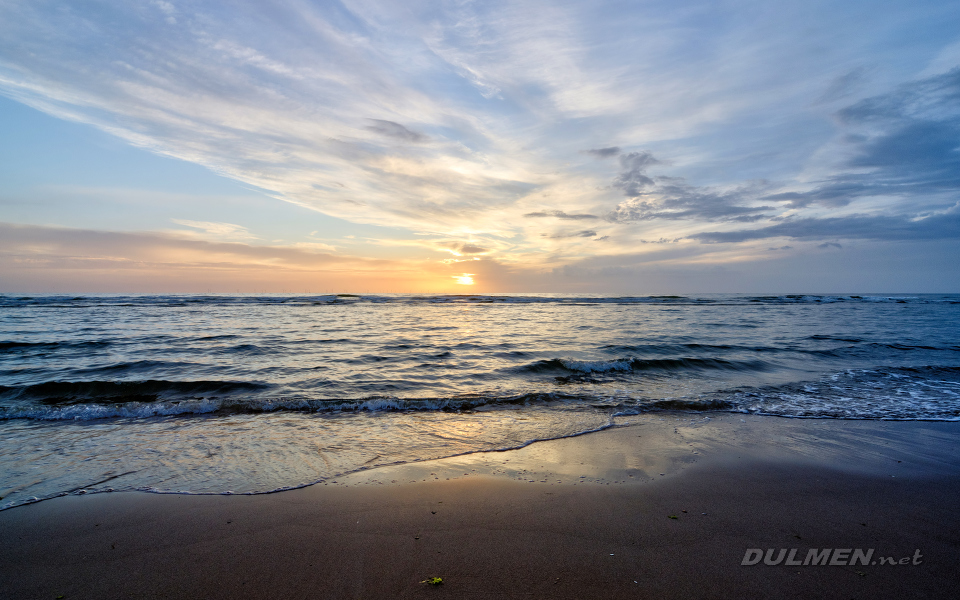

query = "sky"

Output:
[[1, 0, 959, 293]]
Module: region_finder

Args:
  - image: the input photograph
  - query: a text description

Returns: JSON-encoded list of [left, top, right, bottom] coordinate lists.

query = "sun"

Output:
[[452, 273, 475, 285]]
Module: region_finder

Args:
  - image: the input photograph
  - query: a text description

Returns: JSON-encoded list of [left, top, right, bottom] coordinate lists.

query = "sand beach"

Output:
[[3, 415, 958, 599]]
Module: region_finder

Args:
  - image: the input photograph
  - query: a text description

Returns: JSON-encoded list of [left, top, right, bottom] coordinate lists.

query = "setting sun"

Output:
[[453, 273, 475, 285]]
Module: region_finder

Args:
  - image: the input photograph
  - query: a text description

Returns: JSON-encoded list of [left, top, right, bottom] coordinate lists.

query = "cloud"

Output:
[[615, 68, 960, 244], [546, 229, 597, 238], [815, 67, 867, 104], [605, 152, 774, 223], [435, 241, 489, 255], [597, 69, 960, 241], [365, 236, 506, 258], [763, 182, 872, 209], [524, 210, 598, 220], [638, 238, 681, 244], [170, 219, 258, 240], [0, 0, 554, 234], [0, 222, 360, 268], [0, 222, 466, 292], [291, 241, 338, 252], [691, 211, 960, 243], [612, 151, 659, 197], [586, 146, 620, 158], [610, 181, 773, 223], [763, 68, 960, 209], [364, 119, 427, 143]]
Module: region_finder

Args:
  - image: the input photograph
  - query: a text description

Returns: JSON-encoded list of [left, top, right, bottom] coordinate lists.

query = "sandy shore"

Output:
[[2, 415, 959, 599]]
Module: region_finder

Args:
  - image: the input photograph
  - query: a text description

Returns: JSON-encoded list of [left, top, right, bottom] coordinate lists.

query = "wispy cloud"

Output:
[[691, 211, 960, 243], [435, 241, 489, 255], [764, 68, 960, 210], [365, 119, 427, 143], [586, 147, 621, 158], [0, 1, 958, 290], [0, 222, 442, 292], [686, 68, 960, 245], [608, 176, 774, 223], [597, 150, 775, 223], [170, 219, 258, 240], [524, 210, 598, 220], [546, 229, 597, 239]]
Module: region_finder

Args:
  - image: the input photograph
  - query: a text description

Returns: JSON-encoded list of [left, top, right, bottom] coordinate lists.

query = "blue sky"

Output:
[[1, 0, 959, 292]]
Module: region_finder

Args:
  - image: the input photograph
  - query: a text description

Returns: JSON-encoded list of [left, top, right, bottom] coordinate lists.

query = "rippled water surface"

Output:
[[2, 293, 959, 508]]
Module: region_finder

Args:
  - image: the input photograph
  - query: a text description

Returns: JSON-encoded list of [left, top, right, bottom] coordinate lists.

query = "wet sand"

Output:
[[2, 415, 959, 599]]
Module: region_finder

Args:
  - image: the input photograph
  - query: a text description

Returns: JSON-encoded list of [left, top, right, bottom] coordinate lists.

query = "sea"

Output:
[[2, 293, 959, 509]]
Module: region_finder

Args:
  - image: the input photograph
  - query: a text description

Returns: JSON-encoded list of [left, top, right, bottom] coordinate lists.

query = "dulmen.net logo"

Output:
[[741, 548, 923, 566]]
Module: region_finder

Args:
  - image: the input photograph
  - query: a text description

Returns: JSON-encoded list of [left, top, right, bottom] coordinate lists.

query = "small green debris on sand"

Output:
[[668, 515, 679, 519], [421, 577, 444, 586]]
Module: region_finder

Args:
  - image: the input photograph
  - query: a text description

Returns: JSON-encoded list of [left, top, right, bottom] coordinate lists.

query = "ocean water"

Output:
[[2, 293, 959, 509]]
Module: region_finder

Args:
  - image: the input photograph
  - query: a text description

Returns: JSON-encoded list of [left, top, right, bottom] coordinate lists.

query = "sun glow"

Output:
[[453, 273, 475, 285]]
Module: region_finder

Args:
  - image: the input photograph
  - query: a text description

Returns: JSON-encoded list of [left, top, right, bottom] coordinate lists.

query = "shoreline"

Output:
[[2, 415, 959, 599]]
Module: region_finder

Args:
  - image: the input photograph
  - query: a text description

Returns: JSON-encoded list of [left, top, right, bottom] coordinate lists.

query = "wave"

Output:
[[3, 366, 960, 421], [807, 342, 960, 358], [638, 398, 736, 411], [521, 356, 771, 376], [600, 342, 780, 353], [0, 377, 743, 420], [0, 340, 112, 352], [0, 379, 268, 405], [3, 293, 958, 308], [0, 389, 588, 421], [723, 366, 960, 420]]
